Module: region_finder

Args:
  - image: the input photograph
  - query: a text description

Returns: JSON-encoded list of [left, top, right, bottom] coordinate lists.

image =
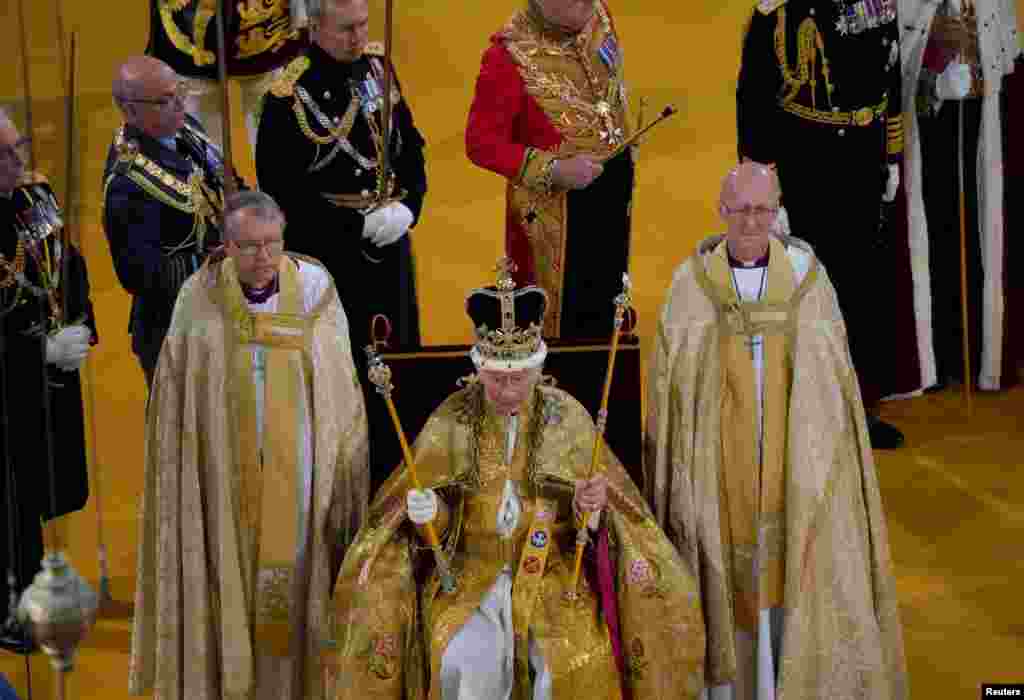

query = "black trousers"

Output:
[[560, 150, 635, 340], [775, 114, 895, 409], [917, 96, 1004, 384]]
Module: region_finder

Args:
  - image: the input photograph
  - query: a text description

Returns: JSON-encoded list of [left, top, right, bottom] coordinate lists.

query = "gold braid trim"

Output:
[[270, 55, 311, 98], [887, 114, 904, 155], [0, 241, 27, 289], [157, 0, 216, 67], [293, 90, 360, 146], [775, 8, 833, 109]]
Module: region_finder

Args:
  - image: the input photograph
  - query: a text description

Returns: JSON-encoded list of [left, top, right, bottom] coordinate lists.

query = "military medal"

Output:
[[597, 36, 620, 72], [356, 75, 383, 114], [835, 0, 895, 35]]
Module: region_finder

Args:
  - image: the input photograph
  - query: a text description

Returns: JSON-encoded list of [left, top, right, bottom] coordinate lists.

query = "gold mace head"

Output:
[[365, 345, 394, 397]]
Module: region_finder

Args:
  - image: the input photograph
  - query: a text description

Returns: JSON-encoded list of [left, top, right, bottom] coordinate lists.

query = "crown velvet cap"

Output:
[[466, 283, 549, 372]]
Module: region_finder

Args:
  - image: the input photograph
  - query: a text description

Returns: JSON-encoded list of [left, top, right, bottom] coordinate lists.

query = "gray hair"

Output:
[[0, 106, 10, 126], [306, 0, 363, 25], [223, 190, 286, 239]]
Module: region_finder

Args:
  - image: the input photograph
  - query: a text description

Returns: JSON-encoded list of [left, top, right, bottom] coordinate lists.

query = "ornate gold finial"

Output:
[[365, 345, 394, 399], [494, 257, 517, 292]]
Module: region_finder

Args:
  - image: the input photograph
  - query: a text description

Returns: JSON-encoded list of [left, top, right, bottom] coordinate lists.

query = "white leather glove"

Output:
[[406, 488, 438, 525], [361, 206, 391, 241], [773, 206, 792, 236], [368, 203, 414, 248], [45, 325, 91, 372], [936, 61, 972, 101], [883, 163, 900, 203]]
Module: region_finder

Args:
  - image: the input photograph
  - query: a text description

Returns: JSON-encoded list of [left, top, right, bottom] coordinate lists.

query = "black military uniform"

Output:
[[256, 42, 427, 358], [0, 173, 94, 650], [102, 114, 229, 386], [737, 0, 903, 411]]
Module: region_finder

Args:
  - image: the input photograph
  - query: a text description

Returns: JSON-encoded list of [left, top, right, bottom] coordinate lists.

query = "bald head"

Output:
[[719, 160, 781, 263], [720, 160, 781, 208], [113, 56, 186, 139]]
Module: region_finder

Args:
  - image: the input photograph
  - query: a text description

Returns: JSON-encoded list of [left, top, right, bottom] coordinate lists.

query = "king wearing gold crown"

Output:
[[328, 262, 706, 700]]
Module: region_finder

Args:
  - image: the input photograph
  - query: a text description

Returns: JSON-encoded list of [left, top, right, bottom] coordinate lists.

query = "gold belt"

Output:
[[781, 97, 888, 127], [321, 191, 379, 210]]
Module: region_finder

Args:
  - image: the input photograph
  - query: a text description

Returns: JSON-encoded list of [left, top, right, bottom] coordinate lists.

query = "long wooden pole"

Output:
[[365, 347, 457, 593], [567, 275, 632, 597], [214, 0, 237, 199], [377, 0, 395, 202], [956, 5, 973, 417]]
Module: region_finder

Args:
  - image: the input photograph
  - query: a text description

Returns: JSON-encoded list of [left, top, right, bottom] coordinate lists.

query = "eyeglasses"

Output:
[[0, 137, 31, 163], [232, 239, 285, 258], [722, 204, 779, 220], [122, 81, 192, 110]]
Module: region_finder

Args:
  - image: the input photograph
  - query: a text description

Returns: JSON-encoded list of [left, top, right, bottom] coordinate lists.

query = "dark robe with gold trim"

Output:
[[0, 173, 95, 621], [147, 0, 306, 79]]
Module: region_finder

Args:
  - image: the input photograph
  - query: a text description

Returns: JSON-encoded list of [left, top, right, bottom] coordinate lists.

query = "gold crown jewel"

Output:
[[474, 323, 544, 362], [468, 257, 548, 364]]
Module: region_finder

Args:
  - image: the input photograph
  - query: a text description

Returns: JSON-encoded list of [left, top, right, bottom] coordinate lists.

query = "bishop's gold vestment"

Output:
[[130, 254, 369, 700], [329, 382, 706, 700], [645, 235, 908, 699]]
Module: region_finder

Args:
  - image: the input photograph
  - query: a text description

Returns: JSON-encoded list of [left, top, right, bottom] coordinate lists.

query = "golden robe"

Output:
[[330, 382, 705, 700], [644, 235, 908, 699], [130, 254, 369, 700]]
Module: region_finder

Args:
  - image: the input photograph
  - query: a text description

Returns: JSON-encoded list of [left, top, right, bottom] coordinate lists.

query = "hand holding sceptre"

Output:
[[567, 274, 633, 598], [365, 347, 457, 593]]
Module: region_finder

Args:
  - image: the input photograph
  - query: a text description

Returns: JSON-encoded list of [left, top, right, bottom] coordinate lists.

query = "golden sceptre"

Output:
[[567, 273, 633, 598], [600, 105, 677, 163], [365, 346, 457, 593]]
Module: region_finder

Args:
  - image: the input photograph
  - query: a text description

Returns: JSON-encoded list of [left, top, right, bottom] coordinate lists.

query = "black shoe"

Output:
[[868, 416, 905, 450]]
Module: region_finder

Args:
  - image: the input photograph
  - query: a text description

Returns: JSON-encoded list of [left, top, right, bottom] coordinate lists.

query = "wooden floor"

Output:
[[1, 1, 1023, 698]]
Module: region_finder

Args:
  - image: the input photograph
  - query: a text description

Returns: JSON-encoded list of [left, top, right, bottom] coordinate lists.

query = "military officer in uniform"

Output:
[[256, 0, 427, 360], [146, 0, 308, 154], [466, 0, 634, 340], [0, 109, 95, 653], [737, 0, 907, 448], [103, 55, 234, 387]]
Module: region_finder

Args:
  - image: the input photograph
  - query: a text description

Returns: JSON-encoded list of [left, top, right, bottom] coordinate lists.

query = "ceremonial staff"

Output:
[[955, 0, 973, 417], [214, 0, 238, 199], [365, 346, 457, 593], [377, 0, 395, 204], [567, 274, 632, 597], [14, 1, 98, 696]]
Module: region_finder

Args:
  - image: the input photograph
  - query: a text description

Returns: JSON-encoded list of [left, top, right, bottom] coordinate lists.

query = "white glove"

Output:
[[45, 325, 91, 372], [406, 488, 438, 525], [773, 206, 792, 236], [936, 62, 972, 101], [362, 206, 391, 240], [883, 163, 900, 203], [367, 203, 414, 248]]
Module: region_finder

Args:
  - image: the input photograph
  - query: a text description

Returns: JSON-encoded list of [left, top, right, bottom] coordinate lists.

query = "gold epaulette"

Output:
[[757, 0, 787, 14], [270, 55, 311, 98], [15, 171, 48, 188], [364, 41, 384, 56]]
